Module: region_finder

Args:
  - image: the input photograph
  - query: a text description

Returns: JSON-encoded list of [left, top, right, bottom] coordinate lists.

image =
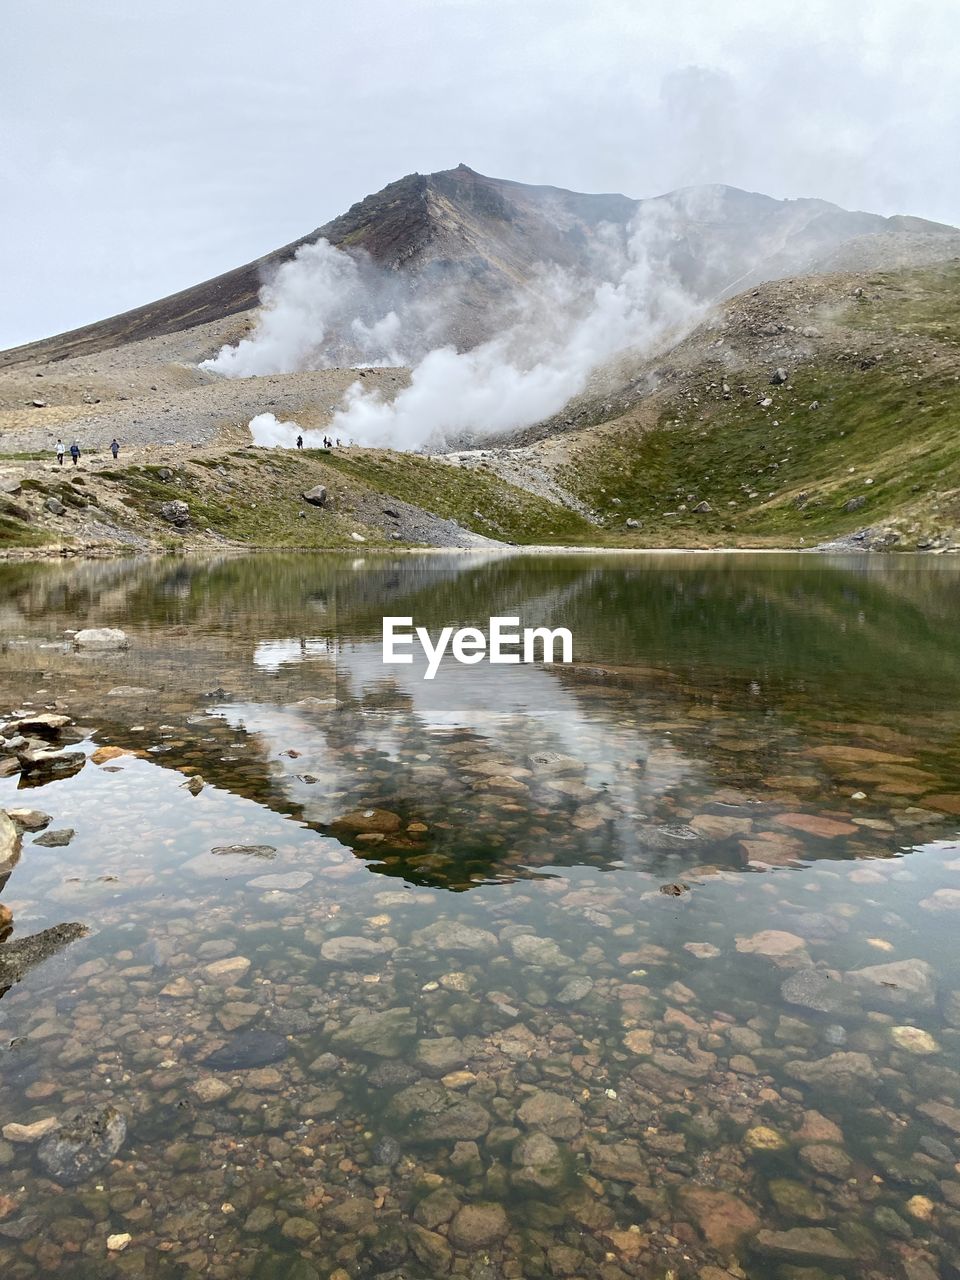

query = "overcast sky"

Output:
[[3, 0, 959, 349]]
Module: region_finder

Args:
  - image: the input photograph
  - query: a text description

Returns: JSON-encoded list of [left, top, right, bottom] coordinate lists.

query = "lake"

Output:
[[1, 552, 959, 1279]]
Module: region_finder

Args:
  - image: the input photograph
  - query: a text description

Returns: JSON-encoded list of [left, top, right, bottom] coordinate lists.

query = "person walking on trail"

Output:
[[296, 434, 303, 450], [69, 441, 80, 466], [110, 438, 120, 459], [55, 438, 64, 466]]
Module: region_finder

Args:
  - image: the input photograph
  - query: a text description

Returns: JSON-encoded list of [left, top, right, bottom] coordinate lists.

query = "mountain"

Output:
[[2, 165, 958, 368]]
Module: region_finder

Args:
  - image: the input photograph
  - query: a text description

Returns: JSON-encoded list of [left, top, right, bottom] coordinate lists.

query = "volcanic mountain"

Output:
[[2, 164, 958, 368]]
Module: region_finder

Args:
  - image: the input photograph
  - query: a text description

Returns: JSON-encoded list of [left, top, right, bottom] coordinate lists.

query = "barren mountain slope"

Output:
[[3, 165, 958, 369]]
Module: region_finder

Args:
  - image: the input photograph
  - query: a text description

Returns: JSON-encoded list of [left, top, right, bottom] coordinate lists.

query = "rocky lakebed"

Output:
[[0, 552, 959, 1280]]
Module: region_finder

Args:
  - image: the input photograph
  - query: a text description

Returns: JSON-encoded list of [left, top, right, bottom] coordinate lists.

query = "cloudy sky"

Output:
[[3, 0, 959, 348]]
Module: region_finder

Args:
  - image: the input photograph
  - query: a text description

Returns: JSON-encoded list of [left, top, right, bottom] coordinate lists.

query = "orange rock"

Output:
[[922, 793, 960, 815], [91, 745, 141, 764], [797, 1110, 844, 1144], [735, 930, 806, 957], [775, 813, 859, 838], [678, 1186, 760, 1251]]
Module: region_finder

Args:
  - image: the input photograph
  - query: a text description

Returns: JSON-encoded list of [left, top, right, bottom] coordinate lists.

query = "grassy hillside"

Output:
[[316, 449, 594, 544], [561, 264, 960, 549]]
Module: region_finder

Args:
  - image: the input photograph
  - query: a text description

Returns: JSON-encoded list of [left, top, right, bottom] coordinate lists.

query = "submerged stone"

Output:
[[203, 1030, 290, 1070], [781, 969, 852, 1014], [517, 1090, 583, 1139], [753, 1226, 853, 1263], [332, 1006, 417, 1057], [36, 1105, 127, 1186], [844, 958, 936, 1010], [411, 920, 499, 955]]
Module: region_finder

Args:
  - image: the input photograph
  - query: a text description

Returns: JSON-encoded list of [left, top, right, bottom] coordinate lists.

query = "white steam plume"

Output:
[[248, 412, 303, 447], [210, 205, 706, 451], [330, 206, 703, 449], [202, 239, 450, 376]]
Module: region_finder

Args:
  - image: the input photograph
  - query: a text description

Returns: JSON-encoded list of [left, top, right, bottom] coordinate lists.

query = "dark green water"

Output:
[[0, 552, 959, 1279]]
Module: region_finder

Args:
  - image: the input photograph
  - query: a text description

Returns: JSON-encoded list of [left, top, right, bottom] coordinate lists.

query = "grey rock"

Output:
[[74, 627, 128, 650], [414, 1037, 467, 1075], [302, 486, 328, 507], [16, 746, 85, 777], [784, 1051, 879, 1095], [0, 923, 88, 990], [517, 1090, 583, 1138], [32, 828, 75, 848], [781, 968, 852, 1014], [390, 1081, 491, 1140], [321, 935, 393, 963], [693, 500, 712, 513], [556, 976, 594, 1004], [753, 1226, 852, 1263], [509, 934, 572, 968], [203, 1030, 289, 1070], [845, 958, 936, 1010], [210, 843, 275, 858], [45, 497, 66, 516], [332, 1007, 417, 1058], [36, 1105, 127, 1186], [512, 1131, 565, 1190], [371, 1135, 401, 1167], [411, 920, 499, 955], [160, 499, 190, 526], [5, 803, 50, 834]]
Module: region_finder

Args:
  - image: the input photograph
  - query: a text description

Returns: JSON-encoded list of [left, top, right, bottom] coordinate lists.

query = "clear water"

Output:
[[1, 552, 959, 1279]]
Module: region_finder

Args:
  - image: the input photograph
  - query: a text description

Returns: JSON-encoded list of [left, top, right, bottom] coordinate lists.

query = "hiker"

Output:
[[69, 441, 80, 467], [110, 438, 120, 459], [296, 434, 303, 450], [55, 438, 64, 466], [336, 437, 342, 448]]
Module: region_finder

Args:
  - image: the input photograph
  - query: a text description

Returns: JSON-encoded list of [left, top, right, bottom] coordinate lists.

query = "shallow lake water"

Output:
[[0, 552, 959, 1279]]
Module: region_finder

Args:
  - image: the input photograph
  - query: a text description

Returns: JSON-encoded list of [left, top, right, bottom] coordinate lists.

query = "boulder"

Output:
[[74, 628, 129, 651], [332, 1007, 417, 1058], [0, 922, 88, 988], [517, 1090, 583, 1139], [781, 968, 853, 1014], [302, 485, 327, 507], [3, 808, 51, 833], [414, 1037, 467, 1075], [845, 958, 936, 1010], [331, 808, 402, 834], [160, 499, 190, 526], [785, 1051, 879, 1095], [411, 920, 499, 955], [45, 497, 66, 516], [753, 1227, 852, 1264], [32, 828, 75, 848], [512, 1131, 565, 1190], [677, 1186, 760, 1251], [0, 811, 22, 869], [36, 1105, 127, 1185], [448, 1203, 509, 1250], [320, 935, 394, 963]]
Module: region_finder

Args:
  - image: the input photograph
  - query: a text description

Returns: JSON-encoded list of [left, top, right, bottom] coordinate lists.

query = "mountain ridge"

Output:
[[3, 164, 957, 369]]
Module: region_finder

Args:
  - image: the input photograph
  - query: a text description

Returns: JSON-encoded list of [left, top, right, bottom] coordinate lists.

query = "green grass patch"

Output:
[[316, 449, 595, 544], [564, 356, 960, 546]]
